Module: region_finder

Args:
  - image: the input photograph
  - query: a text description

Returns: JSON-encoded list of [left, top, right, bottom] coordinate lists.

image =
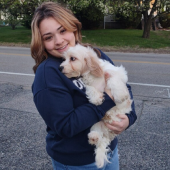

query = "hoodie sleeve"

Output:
[[125, 84, 137, 128], [34, 88, 115, 138]]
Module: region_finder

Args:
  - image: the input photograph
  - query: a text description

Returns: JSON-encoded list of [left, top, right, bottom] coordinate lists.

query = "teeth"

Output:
[[58, 44, 67, 50]]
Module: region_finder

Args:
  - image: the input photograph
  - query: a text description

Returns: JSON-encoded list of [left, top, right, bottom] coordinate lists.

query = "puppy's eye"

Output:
[[61, 58, 65, 61], [70, 57, 76, 61]]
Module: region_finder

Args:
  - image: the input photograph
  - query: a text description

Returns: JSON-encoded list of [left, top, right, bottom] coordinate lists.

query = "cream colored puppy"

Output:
[[59, 44, 132, 168]]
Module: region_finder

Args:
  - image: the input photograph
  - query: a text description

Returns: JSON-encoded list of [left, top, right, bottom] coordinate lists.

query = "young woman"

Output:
[[31, 2, 137, 170]]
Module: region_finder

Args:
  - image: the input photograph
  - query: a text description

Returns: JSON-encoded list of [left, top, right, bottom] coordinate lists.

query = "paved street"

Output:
[[0, 46, 170, 169]]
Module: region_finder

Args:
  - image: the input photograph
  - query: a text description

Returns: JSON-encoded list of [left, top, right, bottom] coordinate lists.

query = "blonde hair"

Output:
[[31, 2, 82, 73]]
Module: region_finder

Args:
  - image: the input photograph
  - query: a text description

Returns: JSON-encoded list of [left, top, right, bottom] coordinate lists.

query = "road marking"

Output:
[[112, 60, 170, 65], [128, 82, 170, 88], [0, 71, 170, 88], [0, 71, 34, 76]]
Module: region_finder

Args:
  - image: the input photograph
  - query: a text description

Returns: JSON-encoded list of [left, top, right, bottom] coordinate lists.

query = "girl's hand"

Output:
[[105, 114, 129, 135]]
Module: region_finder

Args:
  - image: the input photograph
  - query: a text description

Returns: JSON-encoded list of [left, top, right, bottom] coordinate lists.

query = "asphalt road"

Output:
[[0, 46, 170, 170], [0, 46, 170, 99]]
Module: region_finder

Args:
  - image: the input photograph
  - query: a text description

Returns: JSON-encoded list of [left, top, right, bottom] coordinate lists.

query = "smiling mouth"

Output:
[[57, 44, 68, 50]]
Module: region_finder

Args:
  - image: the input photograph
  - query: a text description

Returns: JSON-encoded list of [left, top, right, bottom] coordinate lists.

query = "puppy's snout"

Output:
[[59, 66, 64, 72]]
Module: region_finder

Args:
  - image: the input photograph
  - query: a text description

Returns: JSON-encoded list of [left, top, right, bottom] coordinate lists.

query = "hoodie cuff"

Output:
[[97, 92, 116, 114]]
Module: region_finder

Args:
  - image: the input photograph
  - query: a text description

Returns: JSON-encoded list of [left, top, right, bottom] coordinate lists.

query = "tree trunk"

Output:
[[11, 25, 16, 30], [142, 17, 151, 38], [142, 0, 158, 38], [142, 11, 152, 38]]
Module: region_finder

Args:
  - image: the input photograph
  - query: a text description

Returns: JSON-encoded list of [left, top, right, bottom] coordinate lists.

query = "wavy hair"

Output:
[[31, 2, 82, 73]]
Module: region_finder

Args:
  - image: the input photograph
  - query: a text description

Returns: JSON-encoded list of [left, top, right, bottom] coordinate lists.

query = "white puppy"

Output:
[[59, 44, 132, 168]]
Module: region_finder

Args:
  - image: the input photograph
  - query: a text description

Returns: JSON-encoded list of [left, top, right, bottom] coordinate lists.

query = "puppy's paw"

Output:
[[88, 131, 101, 145], [89, 92, 104, 105], [92, 92, 104, 105], [85, 86, 104, 105]]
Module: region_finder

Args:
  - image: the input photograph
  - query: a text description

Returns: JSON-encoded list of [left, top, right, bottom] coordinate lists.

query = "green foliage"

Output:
[[1, 0, 110, 30], [4, 15, 20, 30], [21, 1, 37, 29], [1, 0, 46, 29], [1, 0, 169, 31], [159, 13, 170, 28], [0, 0, 16, 10], [59, 0, 109, 29], [2, 0, 22, 29], [59, 0, 109, 14], [113, 2, 141, 28], [20, 0, 46, 29], [75, 3, 104, 29]]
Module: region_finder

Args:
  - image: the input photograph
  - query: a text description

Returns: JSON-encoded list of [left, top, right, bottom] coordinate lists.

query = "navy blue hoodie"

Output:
[[32, 49, 137, 166]]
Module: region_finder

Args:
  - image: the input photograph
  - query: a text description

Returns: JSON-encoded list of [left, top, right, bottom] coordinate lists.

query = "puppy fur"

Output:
[[60, 44, 132, 168]]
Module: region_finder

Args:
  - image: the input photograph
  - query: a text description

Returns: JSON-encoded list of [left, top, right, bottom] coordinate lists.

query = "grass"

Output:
[[0, 26, 31, 44], [0, 26, 170, 49], [82, 29, 170, 49]]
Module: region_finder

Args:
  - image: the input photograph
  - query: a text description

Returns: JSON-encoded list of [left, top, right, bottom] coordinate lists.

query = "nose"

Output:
[[59, 66, 64, 72], [55, 34, 64, 45]]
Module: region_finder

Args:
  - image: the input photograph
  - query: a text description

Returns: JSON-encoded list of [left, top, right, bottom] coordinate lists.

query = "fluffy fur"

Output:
[[59, 44, 132, 168]]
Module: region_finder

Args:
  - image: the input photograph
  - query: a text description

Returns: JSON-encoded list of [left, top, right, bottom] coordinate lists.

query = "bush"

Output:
[[75, 4, 104, 30], [21, 15, 32, 29], [115, 12, 141, 29], [159, 13, 170, 28]]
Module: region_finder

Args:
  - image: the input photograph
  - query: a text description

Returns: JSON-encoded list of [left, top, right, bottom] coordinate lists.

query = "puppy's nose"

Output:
[[59, 66, 64, 72]]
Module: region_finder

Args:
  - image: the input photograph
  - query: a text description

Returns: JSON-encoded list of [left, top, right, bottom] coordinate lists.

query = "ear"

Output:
[[84, 56, 103, 77]]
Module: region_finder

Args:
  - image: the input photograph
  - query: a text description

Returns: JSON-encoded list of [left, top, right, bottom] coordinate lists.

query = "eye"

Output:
[[60, 29, 66, 34], [70, 57, 76, 61], [44, 36, 52, 41]]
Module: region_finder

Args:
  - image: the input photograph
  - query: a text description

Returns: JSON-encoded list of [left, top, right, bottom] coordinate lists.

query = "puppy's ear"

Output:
[[85, 56, 103, 77]]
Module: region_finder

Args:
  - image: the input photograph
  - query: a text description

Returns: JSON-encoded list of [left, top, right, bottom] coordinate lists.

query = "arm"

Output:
[[34, 88, 115, 138], [33, 61, 115, 138]]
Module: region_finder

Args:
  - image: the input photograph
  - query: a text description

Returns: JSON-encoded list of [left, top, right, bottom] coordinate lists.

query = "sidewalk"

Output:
[[0, 82, 170, 170]]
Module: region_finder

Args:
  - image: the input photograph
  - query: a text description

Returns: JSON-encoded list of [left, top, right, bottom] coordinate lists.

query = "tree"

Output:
[[140, 0, 158, 38], [2, 0, 22, 29], [132, 0, 170, 38], [158, 0, 170, 28], [0, 0, 16, 11], [0, 0, 46, 29], [110, 1, 141, 29], [58, 0, 110, 29], [110, 0, 170, 38], [21, 0, 41, 29]]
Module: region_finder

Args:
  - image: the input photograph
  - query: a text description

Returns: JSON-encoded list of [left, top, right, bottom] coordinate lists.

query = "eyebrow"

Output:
[[42, 26, 63, 37]]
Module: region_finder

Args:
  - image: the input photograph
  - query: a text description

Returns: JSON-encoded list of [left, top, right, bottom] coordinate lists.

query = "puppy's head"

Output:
[[59, 44, 88, 78], [59, 44, 103, 78]]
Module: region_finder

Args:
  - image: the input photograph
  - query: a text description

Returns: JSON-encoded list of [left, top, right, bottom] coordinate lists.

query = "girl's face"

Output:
[[39, 17, 76, 57]]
